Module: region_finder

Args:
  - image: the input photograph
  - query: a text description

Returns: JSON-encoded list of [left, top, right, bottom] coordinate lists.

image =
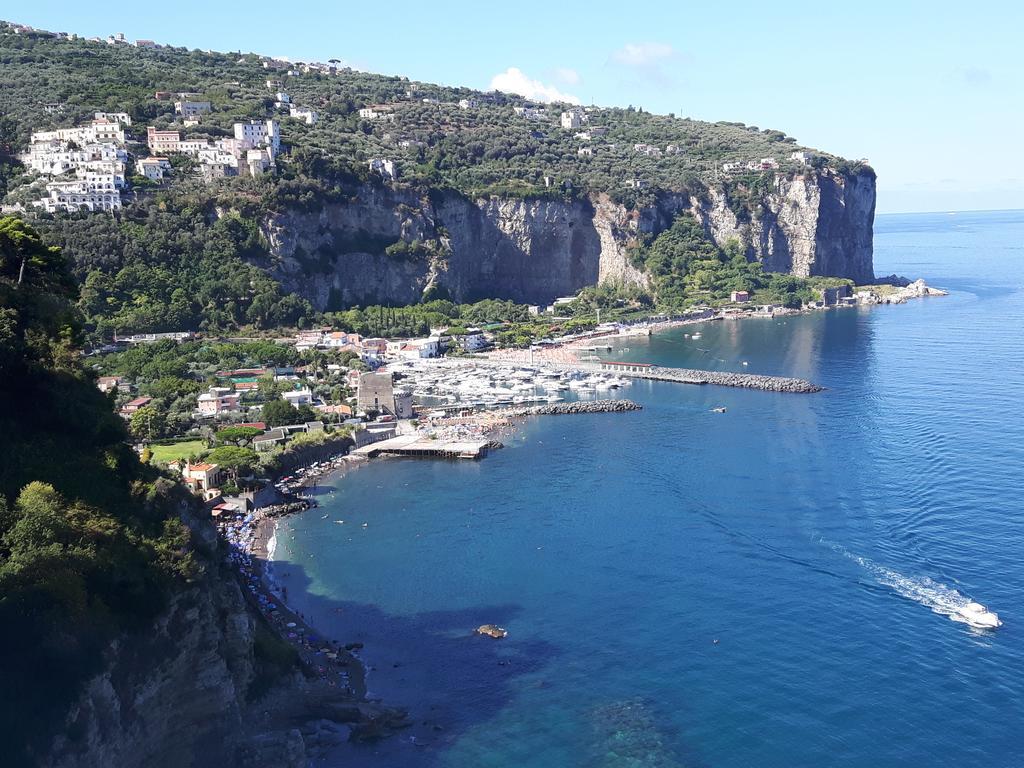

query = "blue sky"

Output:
[[10, 1, 1023, 213]]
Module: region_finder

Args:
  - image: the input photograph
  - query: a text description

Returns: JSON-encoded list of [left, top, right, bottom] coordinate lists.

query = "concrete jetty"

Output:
[[353, 433, 490, 460]]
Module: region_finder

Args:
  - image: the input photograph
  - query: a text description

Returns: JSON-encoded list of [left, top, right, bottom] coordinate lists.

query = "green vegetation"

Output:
[[630, 213, 852, 310], [149, 439, 207, 464], [325, 298, 530, 337], [0, 24, 871, 341], [0, 218, 203, 766], [37, 200, 315, 337]]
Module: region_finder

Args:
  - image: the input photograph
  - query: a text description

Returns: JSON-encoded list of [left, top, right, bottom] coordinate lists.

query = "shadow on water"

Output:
[[257, 558, 558, 767]]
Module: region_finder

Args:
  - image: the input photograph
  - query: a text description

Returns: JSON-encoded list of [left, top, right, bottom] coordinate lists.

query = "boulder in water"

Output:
[[475, 624, 508, 639]]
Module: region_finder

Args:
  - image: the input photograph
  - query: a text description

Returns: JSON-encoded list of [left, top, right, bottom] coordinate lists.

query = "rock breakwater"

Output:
[[642, 367, 822, 393], [510, 399, 644, 416]]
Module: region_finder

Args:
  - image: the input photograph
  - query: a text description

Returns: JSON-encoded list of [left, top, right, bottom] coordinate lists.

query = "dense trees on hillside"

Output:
[[632, 214, 851, 309], [0, 218, 202, 766]]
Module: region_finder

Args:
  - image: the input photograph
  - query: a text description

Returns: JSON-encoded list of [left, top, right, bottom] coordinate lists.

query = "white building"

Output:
[[137, 157, 171, 180], [513, 106, 547, 120], [34, 177, 122, 213], [94, 111, 131, 126], [457, 329, 489, 351], [368, 158, 397, 179], [283, 388, 313, 407], [633, 143, 662, 157], [458, 98, 478, 110], [289, 106, 318, 125], [560, 110, 583, 130], [246, 148, 273, 175], [233, 120, 280, 156], [358, 106, 394, 120], [175, 101, 212, 118]]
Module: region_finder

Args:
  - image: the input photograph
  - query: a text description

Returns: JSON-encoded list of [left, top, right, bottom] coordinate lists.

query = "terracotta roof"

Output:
[[189, 462, 218, 472]]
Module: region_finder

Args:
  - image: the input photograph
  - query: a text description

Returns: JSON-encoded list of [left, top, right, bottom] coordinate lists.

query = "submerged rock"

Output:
[[589, 698, 686, 768]]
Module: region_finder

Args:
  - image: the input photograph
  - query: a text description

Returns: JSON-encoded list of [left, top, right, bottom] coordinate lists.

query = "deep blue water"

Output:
[[273, 210, 1024, 767]]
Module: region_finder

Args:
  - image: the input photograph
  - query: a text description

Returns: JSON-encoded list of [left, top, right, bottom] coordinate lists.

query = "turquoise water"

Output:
[[273, 210, 1024, 767]]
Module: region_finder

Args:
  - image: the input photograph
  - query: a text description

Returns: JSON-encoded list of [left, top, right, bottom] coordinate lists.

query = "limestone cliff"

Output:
[[254, 167, 875, 310], [43, 568, 260, 768]]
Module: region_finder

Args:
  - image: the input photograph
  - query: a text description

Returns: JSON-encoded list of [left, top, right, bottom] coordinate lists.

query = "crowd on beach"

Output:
[[217, 452, 366, 696]]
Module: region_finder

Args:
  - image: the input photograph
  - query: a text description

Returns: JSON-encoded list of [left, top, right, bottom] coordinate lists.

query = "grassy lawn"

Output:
[[150, 440, 207, 464]]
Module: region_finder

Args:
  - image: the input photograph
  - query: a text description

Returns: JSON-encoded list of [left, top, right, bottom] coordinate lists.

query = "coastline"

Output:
[[488, 279, 949, 365], [222, 284, 946, 753]]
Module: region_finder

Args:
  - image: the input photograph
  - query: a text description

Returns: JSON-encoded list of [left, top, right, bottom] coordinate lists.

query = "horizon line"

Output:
[[877, 206, 1024, 217]]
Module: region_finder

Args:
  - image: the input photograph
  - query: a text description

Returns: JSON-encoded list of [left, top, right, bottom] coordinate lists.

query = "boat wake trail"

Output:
[[822, 540, 1002, 629]]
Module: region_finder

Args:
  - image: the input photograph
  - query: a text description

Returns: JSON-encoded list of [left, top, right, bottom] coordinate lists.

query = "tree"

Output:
[[130, 406, 166, 440], [216, 426, 263, 446], [206, 446, 258, 484], [261, 397, 299, 428], [0, 217, 75, 295]]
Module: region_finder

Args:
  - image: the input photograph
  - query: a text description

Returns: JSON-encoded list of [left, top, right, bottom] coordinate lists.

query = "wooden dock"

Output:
[[352, 433, 489, 460]]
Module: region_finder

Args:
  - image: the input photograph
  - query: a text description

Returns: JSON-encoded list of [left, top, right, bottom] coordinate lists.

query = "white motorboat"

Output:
[[955, 602, 1002, 629]]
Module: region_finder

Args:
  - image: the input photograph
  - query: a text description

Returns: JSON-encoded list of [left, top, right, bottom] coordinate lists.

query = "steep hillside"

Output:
[[0, 19, 876, 333]]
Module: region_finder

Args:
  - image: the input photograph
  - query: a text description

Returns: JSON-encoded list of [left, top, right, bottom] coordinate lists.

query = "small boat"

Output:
[[956, 602, 1001, 629], [711, 407, 727, 413]]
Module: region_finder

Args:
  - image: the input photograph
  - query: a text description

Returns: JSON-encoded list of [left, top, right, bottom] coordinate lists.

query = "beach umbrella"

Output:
[[286, 621, 297, 628]]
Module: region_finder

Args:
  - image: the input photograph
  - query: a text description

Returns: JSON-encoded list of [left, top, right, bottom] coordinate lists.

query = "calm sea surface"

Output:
[[273, 210, 1024, 767]]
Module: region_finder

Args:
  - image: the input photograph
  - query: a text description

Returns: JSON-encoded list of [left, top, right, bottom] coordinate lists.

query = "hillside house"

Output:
[[94, 112, 131, 126], [234, 120, 280, 155], [289, 106, 318, 125], [282, 388, 313, 407], [147, 127, 181, 154], [197, 387, 241, 416], [137, 157, 171, 180], [368, 157, 397, 179], [181, 462, 223, 496], [358, 105, 395, 120], [560, 110, 583, 130], [175, 100, 211, 118], [97, 375, 129, 393], [122, 396, 152, 414], [730, 290, 751, 303]]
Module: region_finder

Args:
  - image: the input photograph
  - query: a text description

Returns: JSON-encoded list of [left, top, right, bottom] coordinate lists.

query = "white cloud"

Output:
[[554, 67, 581, 86], [489, 67, 581, 104], [611, 42, 676, 67]]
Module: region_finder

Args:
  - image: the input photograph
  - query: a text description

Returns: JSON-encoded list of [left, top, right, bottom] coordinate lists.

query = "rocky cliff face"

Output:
[[690, 168, 876, 284], [256, 168, 875, 310], [43, 568, 259, 768]]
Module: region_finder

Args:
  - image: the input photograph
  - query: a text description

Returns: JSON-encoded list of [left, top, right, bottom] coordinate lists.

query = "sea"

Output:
[[271, 209, 1024, 767]]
